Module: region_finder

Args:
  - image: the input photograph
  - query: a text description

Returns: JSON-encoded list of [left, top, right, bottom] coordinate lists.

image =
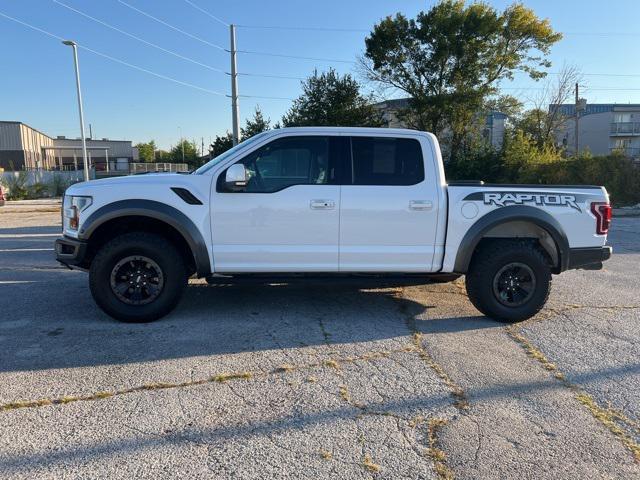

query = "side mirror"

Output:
[[225, 164, 247, 191]]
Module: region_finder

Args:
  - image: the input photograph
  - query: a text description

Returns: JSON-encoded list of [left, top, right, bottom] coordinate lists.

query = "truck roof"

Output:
[[270, 126, 431, 136]]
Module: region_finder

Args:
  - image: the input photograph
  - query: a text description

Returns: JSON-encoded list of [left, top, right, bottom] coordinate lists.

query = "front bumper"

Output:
[[567, 246, 612, 270], [54, 236, 88, 270]]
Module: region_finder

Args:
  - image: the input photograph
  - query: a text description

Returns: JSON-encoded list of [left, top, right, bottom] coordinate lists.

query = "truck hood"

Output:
[[66, 173, 194, 195]]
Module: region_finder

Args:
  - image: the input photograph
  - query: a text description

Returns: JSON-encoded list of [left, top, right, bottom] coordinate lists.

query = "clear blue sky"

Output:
[[1, 0, 639, 150]]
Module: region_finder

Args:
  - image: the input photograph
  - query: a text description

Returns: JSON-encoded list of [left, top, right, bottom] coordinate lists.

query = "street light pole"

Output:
[[62, 40, 90, 182]]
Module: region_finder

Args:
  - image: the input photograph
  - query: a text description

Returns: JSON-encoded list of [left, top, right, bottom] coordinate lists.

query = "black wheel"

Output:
[[465, 240, 551, 322], [89, 232, 188, 322]]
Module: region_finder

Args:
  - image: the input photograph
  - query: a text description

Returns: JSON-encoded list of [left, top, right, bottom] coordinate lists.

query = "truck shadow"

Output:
[[0, 274, 493, 373]]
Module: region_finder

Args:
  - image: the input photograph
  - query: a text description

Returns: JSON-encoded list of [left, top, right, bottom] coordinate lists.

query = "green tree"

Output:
[[155, 149, 170, 161], [363, 0, 561, 161], [501, 129, 562, 182], [135, 140, 156, 163], [242, 106, 271, 139], [170, 140, 199, 167], [282, 69, 383, 127], [210, 132, 233, 158]]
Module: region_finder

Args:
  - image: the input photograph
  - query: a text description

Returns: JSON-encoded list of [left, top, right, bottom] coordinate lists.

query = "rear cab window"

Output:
[[349, 136, 424, 186]]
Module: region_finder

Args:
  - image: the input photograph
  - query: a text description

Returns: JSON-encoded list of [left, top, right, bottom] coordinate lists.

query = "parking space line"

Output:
[[0, 248, 55, 252]]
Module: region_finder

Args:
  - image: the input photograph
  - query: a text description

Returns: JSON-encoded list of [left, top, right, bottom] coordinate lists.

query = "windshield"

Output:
[[194, 131, 271, 174]]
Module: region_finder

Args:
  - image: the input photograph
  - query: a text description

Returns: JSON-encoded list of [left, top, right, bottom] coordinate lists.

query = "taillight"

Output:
[[591, 202, 612, 235]]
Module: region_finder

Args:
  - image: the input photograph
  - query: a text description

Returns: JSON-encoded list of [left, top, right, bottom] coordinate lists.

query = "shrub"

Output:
[[49, 174, 70, 197], [444, 130, 640, 206], [26, 182, 50, 199], [0, 172, 29, 200]]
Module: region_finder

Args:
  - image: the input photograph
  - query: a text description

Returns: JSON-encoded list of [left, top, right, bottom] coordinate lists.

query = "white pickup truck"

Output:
[[55, 127, 612, 323]]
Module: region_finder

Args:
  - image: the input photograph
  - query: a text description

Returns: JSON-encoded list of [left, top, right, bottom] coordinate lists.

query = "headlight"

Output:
[[63, 195, 92, 231]]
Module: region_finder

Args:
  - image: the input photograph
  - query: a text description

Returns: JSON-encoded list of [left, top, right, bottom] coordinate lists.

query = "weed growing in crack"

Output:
[[362, 453, 381, 473], [506, 325, 640, 462], [426, 418, 454, 480], [319, 449, 333, 460]]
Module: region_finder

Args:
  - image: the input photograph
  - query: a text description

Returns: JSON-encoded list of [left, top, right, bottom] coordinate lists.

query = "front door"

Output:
[[211, 135, 341, 272], [339, 135, 439, 272]]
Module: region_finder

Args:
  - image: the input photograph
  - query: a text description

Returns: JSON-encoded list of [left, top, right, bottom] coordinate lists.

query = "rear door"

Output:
[[339, 135, 440, 272], [210, 135, 342, 272]]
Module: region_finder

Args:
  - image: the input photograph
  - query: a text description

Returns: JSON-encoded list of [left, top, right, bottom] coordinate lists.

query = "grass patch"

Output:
[[426, 418, 454, 480], [362, 453, 381, 473], [323, 359, 341, 370], [507, 325, 640, 463], [576, 393, 640, 462], [275, 364, 295, 373], [319, 449, 332, 460], [412, 332, 469, 410]]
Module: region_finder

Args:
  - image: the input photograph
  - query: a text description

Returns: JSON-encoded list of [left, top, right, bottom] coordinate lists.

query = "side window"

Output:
[[350, 137, 424, 186], [223, 136, 332, 193]]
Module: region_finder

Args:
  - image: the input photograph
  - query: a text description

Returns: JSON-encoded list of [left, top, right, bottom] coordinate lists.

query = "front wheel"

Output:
[[89, 232, 188, 322], [465, 240, 551, 322]]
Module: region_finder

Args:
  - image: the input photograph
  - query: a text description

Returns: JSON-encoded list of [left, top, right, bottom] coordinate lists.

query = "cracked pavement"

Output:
[[0, 212, 638, 479]]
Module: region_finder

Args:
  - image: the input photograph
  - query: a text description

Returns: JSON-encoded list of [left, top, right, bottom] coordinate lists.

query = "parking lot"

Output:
[[0, 210, 638, 479]]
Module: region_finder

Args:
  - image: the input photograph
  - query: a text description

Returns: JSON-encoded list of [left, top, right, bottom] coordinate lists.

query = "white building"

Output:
[[0, 121, 138, 171], [552, 104, 640, 158]]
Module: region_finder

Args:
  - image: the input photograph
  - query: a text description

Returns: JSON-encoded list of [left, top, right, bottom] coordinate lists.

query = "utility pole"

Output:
[[62, 40, 90, 182], [575, 82, 579, 156], [229, 24, 240, 146], [89, 123, 93, 139], [201, 137, 204, 158]]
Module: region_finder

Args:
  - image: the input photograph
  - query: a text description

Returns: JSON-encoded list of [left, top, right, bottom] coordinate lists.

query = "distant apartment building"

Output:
[[374, 98, 508, 150], [552, 104, 640, 158], [0, 121, 138, 171]]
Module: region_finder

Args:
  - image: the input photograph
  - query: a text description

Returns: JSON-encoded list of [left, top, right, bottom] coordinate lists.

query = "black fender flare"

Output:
[[79, 199, 211, 277], [453, 205, 570, 273]]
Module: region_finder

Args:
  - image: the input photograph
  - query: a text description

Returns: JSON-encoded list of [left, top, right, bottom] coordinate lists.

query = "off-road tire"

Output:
[[89, 232, 188, 322], [465, 239, 552, 322]]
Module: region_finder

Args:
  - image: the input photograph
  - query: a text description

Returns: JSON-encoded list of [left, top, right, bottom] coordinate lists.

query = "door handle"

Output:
[[409, 200, 433, 211], [310, 199, 335, 210]]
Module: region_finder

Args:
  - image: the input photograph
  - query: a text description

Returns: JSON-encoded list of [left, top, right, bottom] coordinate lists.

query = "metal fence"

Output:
[[129, 162, 190, 174]]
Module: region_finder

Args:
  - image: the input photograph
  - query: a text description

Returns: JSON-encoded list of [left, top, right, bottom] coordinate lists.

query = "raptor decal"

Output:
[[463, 191, 582, 212]]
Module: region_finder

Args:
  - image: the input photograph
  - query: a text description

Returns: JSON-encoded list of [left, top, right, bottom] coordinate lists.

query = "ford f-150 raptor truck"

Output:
[[55, 127, 612, 323]]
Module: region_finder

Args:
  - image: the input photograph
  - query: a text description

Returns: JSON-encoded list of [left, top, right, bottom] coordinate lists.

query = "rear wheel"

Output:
[[465, 240, 551, 322], [89, 232, 188, 322]]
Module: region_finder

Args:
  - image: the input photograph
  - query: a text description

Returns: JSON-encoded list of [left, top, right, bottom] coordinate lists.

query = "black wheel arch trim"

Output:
[[79, 200, 211, 277], [453, 205, 570, 274]]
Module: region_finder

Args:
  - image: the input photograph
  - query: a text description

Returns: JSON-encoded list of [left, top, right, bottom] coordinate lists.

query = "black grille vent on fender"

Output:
[[171, 187, 203, 205]]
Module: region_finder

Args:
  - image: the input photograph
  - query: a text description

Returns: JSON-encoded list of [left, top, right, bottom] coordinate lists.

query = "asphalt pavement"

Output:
[[0, 210, 638, 479]]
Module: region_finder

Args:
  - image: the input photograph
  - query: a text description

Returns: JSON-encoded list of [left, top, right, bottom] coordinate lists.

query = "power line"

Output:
[[0, 11, 226, 96], [117, 0, 226, 51], [52, 1, 311, 81], [53, 0, 226, 73], [180, 0, 229, 27], [501, 86, 640, 91], [237, 49, 356, 64], [237, 24, 368, 33]]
